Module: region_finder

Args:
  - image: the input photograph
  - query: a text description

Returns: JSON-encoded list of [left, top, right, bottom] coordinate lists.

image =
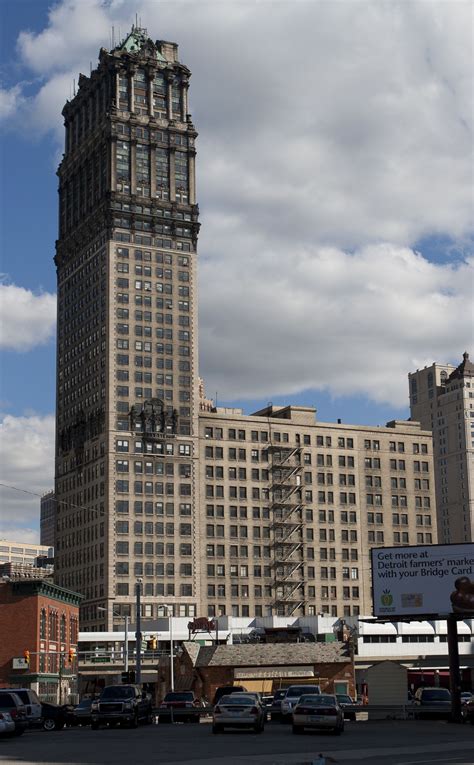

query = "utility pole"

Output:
[[58, 652, 64, 704], [447, 615, 462, 722], [169, 609, 174, 692], [135, 581, 142, 685], [124, 614, 129, 673]]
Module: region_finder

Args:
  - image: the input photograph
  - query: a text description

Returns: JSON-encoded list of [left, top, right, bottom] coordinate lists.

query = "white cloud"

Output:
[[199, 243, 473, 407], [0, 414, 55, 540], [2, 0, 472, 409], [0, 284, 56, 351], [0, 84, 24, 122]]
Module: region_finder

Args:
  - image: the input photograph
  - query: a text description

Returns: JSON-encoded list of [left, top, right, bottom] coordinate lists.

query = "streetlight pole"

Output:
[[135, 581, 142, 685], [169, 607, 174, 692], [124, 614, 129, 673]]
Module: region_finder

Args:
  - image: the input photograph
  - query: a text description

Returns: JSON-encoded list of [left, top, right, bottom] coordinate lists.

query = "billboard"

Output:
[[371, 543, 474, 618]]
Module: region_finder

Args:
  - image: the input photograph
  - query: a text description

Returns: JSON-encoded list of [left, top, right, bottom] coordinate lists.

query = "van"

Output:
[[8, 689, 42, 724]]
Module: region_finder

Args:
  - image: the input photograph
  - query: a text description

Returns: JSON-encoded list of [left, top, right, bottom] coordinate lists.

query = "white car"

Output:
[[281, 685, 322, 722], [292, 693, 344, 735], [0, 712, 15, 737], [212, 693, 266, 734]]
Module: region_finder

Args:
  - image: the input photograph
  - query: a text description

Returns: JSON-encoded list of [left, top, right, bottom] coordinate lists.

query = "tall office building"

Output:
[[54, 27, 437, 629], [40, 491, 56, 547], [409, 352, 474, 543], [54, 27, 200, 629]]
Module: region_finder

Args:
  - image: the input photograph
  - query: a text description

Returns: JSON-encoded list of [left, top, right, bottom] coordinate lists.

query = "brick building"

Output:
[[0, 579, 82, 702], [176, 641, 355, 702]]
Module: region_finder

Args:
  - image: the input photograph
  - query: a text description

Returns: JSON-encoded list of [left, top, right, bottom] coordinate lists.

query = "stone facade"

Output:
[[409, 352, 474, 543]]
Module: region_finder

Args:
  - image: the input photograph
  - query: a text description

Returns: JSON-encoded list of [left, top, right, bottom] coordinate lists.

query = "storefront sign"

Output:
[[235, 666, 314, 679], [371, 542, 474, 618], [12, 658, 29, 669]]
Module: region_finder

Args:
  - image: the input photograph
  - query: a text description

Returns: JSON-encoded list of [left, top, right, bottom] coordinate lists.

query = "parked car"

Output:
[[212, 693, 265, 734], [41, 702, 75, 732], [413, 687, 451, 719], [464, 697, 474, 725], [281, 685, 322, 722], [158, 691, 202, 723], [91, 685, 153, 729], [270, 689, 288, 721], [0, 712, 15, 737], [336, 693, 357, 721], [7, 688, 42, 726], [72, 698, 93, 726], [292, 693, 344, 735], [0, 691, 28, 736], [461, 692, 473, 705], [212, 685, 247, 706]]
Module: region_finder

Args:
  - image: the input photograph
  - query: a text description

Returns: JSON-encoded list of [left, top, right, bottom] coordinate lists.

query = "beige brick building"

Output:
[[53, 26, 437, 630], [198, 405, 436, 619], [409, 352, 474, 543]]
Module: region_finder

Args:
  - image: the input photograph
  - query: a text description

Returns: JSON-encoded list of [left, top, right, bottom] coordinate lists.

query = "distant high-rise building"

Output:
[[54, 25, 438, 629], [0, 540, 53, 565], [40, 491, 56, 547], [409, 352, 474, 543]]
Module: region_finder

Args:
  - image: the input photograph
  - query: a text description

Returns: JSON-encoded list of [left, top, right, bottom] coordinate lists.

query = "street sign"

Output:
[[12, 658, 29, 669], [90, 657, 111, 663]]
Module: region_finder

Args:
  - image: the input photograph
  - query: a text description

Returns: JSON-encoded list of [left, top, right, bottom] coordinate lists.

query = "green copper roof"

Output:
[[117, 26, 166, 62]]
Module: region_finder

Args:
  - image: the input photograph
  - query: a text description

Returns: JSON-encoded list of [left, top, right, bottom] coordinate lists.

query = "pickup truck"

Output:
[[91, 685, 153, 729]]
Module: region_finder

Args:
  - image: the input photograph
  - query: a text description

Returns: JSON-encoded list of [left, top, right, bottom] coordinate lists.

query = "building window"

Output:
[[39, 609, 47, 640]]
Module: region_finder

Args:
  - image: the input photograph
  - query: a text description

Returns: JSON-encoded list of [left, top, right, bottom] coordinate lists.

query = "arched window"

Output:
[[39, 609, 46, 640], [60, 614, 66, 642]]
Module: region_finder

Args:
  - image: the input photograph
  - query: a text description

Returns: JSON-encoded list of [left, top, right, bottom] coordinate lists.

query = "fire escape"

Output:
[[268, 444, 307, 616]]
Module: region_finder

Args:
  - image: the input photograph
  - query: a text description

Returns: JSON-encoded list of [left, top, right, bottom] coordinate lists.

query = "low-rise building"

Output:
[[0, 579, 82, 703], [176, 641, 355, 702]]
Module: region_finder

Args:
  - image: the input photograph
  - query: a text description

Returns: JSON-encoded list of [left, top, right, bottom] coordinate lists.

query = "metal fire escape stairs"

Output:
[[268, 444, 307, 616]]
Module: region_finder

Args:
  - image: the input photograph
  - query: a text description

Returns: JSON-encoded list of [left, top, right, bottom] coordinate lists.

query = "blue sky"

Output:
[[0, 0, 472, 540]]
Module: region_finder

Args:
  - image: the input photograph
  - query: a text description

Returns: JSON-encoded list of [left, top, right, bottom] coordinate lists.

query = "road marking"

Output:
[[398, 759, 474, 765]]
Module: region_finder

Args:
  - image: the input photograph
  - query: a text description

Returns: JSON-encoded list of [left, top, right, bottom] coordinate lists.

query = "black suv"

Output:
[[91, 685, 153, 728]]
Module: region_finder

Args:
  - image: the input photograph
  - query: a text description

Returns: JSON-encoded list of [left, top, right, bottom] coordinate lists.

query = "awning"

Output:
[[234, 679, 274, 693]]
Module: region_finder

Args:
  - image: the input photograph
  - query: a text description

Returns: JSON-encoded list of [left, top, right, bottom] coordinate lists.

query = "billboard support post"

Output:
[[447, 616, 462, 722]]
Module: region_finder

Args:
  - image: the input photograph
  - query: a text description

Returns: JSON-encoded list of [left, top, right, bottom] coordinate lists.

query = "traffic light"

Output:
[[23, 649, 30, 666], [68, 648, 76, 665], [146, 636, 157, 650], [121, 671, 129, 684]]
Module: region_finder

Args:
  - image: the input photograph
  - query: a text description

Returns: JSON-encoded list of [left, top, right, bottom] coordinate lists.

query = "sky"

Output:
[[0, 0, 472, 542]]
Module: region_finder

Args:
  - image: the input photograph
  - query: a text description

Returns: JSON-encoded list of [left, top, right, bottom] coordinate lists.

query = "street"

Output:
[[0, 720, 473, 765]]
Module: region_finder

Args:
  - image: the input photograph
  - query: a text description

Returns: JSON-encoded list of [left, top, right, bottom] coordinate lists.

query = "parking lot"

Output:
[[1, 719, 474, 765]]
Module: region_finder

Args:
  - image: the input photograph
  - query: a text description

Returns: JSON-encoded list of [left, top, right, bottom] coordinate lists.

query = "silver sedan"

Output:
[[292, 694, 344, 735], [212, 693, 266, 734]]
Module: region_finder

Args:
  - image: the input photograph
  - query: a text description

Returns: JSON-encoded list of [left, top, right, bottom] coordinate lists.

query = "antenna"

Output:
[[136, 13, 138, 28], [89, 61, 92, 74], [215, 391, 218, 408], [112, 25, 115, 48], [73, 78, 76, 96]]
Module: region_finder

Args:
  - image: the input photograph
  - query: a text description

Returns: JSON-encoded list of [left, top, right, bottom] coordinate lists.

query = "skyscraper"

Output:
[[54, 27, 200, 629], [54, 27, 437, 628], [409, 352, 474, 543]]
